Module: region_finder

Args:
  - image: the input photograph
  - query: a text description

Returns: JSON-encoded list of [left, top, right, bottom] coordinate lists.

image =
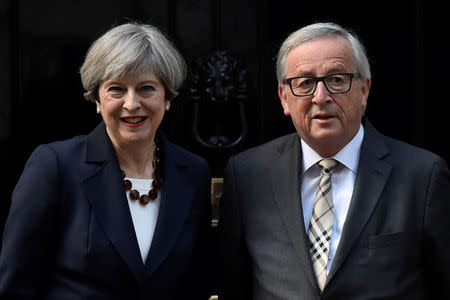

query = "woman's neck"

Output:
[[113, 140, 156, 179]]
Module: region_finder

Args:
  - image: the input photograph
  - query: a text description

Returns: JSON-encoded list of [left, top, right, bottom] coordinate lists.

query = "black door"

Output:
[[1, 1, 446, 287]]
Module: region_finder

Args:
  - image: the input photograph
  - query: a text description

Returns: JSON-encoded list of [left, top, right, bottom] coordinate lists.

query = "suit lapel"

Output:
[[326, 121, 392, 284], [270, 134, 318, 291], [145, 133, 191, 275], [81, 123, 146, 282]]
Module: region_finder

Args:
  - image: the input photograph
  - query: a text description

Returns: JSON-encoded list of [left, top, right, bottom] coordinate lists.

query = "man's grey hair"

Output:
[[80, 22, 186, 102], [276, 22, 371, 84]]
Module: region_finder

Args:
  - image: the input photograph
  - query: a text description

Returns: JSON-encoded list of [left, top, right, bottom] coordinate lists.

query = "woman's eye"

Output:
[[107, 86, 124, 92], [141, 85, 155, 92]]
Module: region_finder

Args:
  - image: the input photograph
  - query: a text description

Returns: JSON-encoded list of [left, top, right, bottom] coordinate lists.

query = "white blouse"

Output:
[[124, 177, 161, 263]]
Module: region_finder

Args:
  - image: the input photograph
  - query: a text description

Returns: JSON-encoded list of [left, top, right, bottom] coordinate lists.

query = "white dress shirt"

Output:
[[124, 177, 161, 263], [300, 125, 364, 273]]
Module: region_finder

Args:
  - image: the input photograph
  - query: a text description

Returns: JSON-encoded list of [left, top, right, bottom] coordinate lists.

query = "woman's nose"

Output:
[[123, 90, 141, 110]]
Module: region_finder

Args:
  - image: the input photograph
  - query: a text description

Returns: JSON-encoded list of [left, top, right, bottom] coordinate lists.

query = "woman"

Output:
[[0, 22, 211, 299]]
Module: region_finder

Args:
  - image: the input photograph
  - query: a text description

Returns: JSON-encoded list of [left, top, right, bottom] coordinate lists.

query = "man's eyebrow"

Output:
[[324, 65, 348, 74], [291, 70, 315, 77], [291, 67, 349, 78]]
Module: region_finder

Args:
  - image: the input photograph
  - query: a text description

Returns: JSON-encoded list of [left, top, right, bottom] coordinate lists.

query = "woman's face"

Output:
[[98, 70, 168, 149]]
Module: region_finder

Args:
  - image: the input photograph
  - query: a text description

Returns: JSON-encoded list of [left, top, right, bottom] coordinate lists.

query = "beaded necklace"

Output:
[[121, 140, 162, 206]]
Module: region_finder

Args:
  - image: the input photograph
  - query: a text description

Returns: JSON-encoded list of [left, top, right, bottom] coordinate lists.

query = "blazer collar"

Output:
[[82, 122, 146, 282], [82, 122, 191, 282], [326, 118, 392, 287], [144, 131, 191, 274], [85, 122, 115, 163], [270, 133, 319, 291]]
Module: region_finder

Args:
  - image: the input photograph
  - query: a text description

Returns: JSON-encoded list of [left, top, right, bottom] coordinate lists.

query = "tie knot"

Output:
[[319, 158, 338, 175]]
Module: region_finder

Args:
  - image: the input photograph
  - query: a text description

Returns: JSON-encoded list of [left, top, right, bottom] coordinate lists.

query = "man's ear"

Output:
[[361, 78, 371, 110], [278, 84, 291, 116]]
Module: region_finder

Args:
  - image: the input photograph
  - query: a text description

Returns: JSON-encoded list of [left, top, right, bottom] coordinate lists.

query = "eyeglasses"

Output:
[[283, 73, 359, 97]]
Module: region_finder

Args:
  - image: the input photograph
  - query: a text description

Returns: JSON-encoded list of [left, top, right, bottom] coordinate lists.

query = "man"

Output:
[[219, 22, 450, 299]]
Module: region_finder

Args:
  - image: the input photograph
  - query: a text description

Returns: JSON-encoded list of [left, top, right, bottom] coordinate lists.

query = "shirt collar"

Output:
[[301, 124, 364, 174]]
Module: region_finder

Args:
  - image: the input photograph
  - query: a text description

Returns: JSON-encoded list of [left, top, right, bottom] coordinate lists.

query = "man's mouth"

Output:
[[313, 114, 334, 120]]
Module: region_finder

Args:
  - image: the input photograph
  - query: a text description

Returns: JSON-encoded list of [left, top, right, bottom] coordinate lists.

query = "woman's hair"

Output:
[[80, 22, 186, 102], [276, 22, 371, 84]]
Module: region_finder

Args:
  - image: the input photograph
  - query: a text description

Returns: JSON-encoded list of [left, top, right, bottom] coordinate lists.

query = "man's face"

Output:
[[278, 36, 371, 157]]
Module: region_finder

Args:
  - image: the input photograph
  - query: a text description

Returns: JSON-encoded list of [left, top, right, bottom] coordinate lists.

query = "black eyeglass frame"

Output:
[[283, 73, 360, 97]]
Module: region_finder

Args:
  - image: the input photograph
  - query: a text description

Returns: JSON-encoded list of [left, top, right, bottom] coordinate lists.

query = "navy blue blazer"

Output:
[[0, 122, 212, 300]]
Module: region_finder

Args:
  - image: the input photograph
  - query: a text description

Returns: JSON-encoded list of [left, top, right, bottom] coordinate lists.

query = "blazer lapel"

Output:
[[144, 133, 192, 275], [326, 121, 392, 284], [270, 134, 318, 291], [81, 123, 146, 282]]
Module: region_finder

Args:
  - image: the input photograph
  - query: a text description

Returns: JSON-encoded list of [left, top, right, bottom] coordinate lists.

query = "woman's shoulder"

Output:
[[43, 134, 87, 153], [47, 134, 87, 150], [29, 134, 88, 166], [166, 140, 208, 166], [17, 135, 89, 185], [161, 133, 209, 172]]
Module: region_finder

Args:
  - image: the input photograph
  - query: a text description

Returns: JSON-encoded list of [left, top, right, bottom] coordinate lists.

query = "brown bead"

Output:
[[130, 190, 140, 200], [153, 168, 162, 178], [148, 189, 158, 200], [152, 178, 162, 190], [122, 139, 161, 204], [123, 179, 132, 191], [139, 194, 150, 205]]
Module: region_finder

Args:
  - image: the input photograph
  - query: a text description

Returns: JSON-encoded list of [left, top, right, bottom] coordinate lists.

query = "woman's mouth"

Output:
[[121, 117, 147, 126]]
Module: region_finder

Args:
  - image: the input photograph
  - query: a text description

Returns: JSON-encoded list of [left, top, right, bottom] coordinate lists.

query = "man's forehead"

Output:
[[286, 37, 355, 75]]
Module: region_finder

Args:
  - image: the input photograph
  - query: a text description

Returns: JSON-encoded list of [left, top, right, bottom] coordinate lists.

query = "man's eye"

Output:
[[300, 78, 314, 86], [296, 78, 315, 88], [329, 76, 344, 83]]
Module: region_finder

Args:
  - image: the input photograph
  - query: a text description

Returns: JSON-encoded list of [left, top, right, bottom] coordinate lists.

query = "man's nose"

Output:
[[312, 81, 332, 103]]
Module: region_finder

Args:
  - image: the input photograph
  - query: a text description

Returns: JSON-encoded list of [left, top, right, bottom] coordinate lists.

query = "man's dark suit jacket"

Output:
[[0, 122, 211, 300], [220, 119, 450, 299]]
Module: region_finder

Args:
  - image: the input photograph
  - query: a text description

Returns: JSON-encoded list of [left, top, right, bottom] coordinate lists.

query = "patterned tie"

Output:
[[307, 158, 338, 291]]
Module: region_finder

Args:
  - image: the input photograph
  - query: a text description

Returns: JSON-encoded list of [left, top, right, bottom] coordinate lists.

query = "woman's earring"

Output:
[[96, 104, 101, 114], [165, 103, 170, 111]]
